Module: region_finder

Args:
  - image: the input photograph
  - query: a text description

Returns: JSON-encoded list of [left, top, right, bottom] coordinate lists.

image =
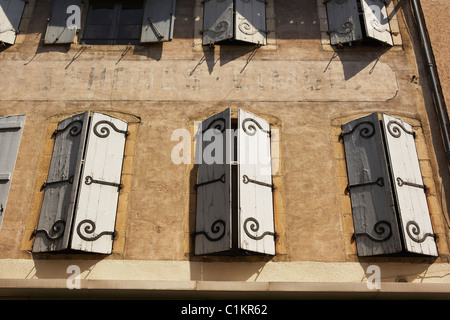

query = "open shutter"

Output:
[[325, 0, 363, 45], [0, 0, 26, 44], [202, 0, 233, 45], [238, 109, 274, 255], [44, 0, 82, 44], [381, 114, 438, 256], [194, 109, 232, 255], [234, 0, 266, 45], [141, 0, 176, 43], [361, 0, 393, 46], [341, 113, 402, 256], [33, 112, 89, 253], [70, 112, 128, 254], [0, 115, 25, 230]]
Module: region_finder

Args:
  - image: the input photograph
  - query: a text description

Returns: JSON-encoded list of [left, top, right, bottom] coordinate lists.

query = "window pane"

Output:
[[88, 1, 115, 25], [119, 0, 144, 25], [116, 25, 141, 40]]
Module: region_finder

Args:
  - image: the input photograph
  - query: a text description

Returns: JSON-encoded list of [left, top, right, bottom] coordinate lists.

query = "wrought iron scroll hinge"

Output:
[[85, 176, 123, 191], [194, 174, 226, 189], [396, 177, 427, 192], [345, 177, 384, 195], [242, 175, 274, 190], [194, 219, 226, 242], [40, 175, 74, 191], [76, 219, 117, 242]]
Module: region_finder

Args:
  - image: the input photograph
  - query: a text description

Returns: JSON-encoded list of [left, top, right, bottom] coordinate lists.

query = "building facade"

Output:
[[0, 0, 449, 299]]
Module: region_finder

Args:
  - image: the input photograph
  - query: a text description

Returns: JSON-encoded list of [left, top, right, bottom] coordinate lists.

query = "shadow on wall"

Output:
[[189, 261, 269, 281]]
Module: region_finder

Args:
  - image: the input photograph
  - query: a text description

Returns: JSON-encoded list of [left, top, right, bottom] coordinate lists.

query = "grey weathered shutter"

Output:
[[381, 114, 438, 256], [141, 0, 176, 43], [234, 0, 266, 45], [0, 115, 25, 230], [44, 0, 82, 44], [194, 108, 232, 255], [238, 109, 275, 254], [341, 113, 402, 256], [70, 112, 128, 254], [360, 0, 393, 46], [32, 112, 89, 253], [325, 0, 363, 45], [202, 0, 234, 45], [0, 0, 26, 44]]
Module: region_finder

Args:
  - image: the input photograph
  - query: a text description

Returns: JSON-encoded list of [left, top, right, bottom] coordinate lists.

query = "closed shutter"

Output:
[[234, 0, 266, 45], [0, 0, 26, 44], [238, 109, 275, 255], [141, 0, 176, 43], [341, 113, 402, 256], [381, 114, 438, 256], [0, 115, 25, 230], [194, 108, 232, 255], [70, 112, 128, 254], [325, 0, 363, 45], [44, 0, 82, 44], [202, 0, 233, 45], [360, 0, 393, 46], [32, 112, 89, 253]]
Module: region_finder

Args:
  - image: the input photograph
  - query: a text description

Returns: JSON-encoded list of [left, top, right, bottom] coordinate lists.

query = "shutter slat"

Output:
[[0, 0, 26, 44], [341, 113, 402, 256], [238, 109, 274, 255], [381, 114, 438, 256], [32, 112, 89, 253], [141, 0, 176, 43], [70, 112, 128, 254], [44, 0, 82, 44], [361, 0, 393, 46], [325, 0, 363, 45], [234, 0, 267, 45], [202, 0, 234, 45], [194, 108, 232, 254]]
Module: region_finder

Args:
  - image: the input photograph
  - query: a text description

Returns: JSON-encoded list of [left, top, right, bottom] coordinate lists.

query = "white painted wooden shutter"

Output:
[[44, 0, 82, 44], [361, 0, 393, 46], [202, 0, 234, 45], [70, 112, 128, 254], [0, 0, 26, 44], [341, 113, 402, 256], [238, 109, 274, 255], [141, 0, 176, 43], [234, 0, 266, 45], [195, 108, 232, 255], [0, 115, 25, 230], [381, 114, 437, 256], [325, 0, 363, 45], [33, 112, 89, 253]]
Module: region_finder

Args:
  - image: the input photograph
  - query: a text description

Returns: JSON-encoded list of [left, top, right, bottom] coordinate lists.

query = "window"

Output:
[[32, 112, 129, 254], [202, 0, 267, 46], [44, 0, 175, 44], [0, 0, 26, 45], [325, 0, 393, 46], [340, 113, 438, 257], [194, 108, 276, 256], [0, 115, 25, 230]]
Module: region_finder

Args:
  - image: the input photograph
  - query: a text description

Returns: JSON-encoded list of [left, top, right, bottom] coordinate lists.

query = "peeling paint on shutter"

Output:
[[194, 108, 232, 255], [32, 112, 89, 253], [141, 0, 176, 43], [341, 113, 402, 256], [381, 114, 437, 256], [238, 109, 274, 255], [325, 0, 363, 45], [361, 0, 393, 46], [234, 0, 266, 45], [44, 0, 82, 44], [70, 112, 128, 254], [202, 0, 233, 45], [0, 115, 25, 230], [0, 0, 26, 44]]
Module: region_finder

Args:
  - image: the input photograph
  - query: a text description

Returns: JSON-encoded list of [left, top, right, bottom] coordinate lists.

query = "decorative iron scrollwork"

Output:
[[340, 120, 375, 140], [243, 217, 275, 240], [202, 118, 226, 134], [85, 175, 123, 191], [93, 120, 129, 138], [33, 220, 66, 241], [76, 219, 116, 242], [406, 221, 436, 243], [194, 174, 226, 189], [329, 20, 354, 35], [242, 118, 270, 136], [52, 120, 83, 138], [396, 177, 426, 191], [345, 177, 384, 195], [242, 175, 274, 189], [194, 219, 226, 242], [40, 175, 74, 191], [353, 220, 392, 243], [387, 120, 415, 138]]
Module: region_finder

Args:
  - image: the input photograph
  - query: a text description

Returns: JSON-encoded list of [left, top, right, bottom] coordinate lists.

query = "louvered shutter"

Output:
[[360, 0, 393, 46], [0, 115, 25, 230], [325, 0, 363, 45], [341, 113, 402, 256], [70, 112, 128, 254], [141, 0, 175, 43], [381, 114, 438, 256], [234, 0, 266, 45], [44, 0, 82, 44], [195, 108, 232, 255], [238, 109, 274, 255], [0, 0, 26, 44], [202, 0, 233, 45], [32, 112, 89, 253]]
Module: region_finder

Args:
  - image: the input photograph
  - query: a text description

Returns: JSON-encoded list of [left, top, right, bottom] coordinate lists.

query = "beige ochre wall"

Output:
[[0, 0, 450, 295]]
